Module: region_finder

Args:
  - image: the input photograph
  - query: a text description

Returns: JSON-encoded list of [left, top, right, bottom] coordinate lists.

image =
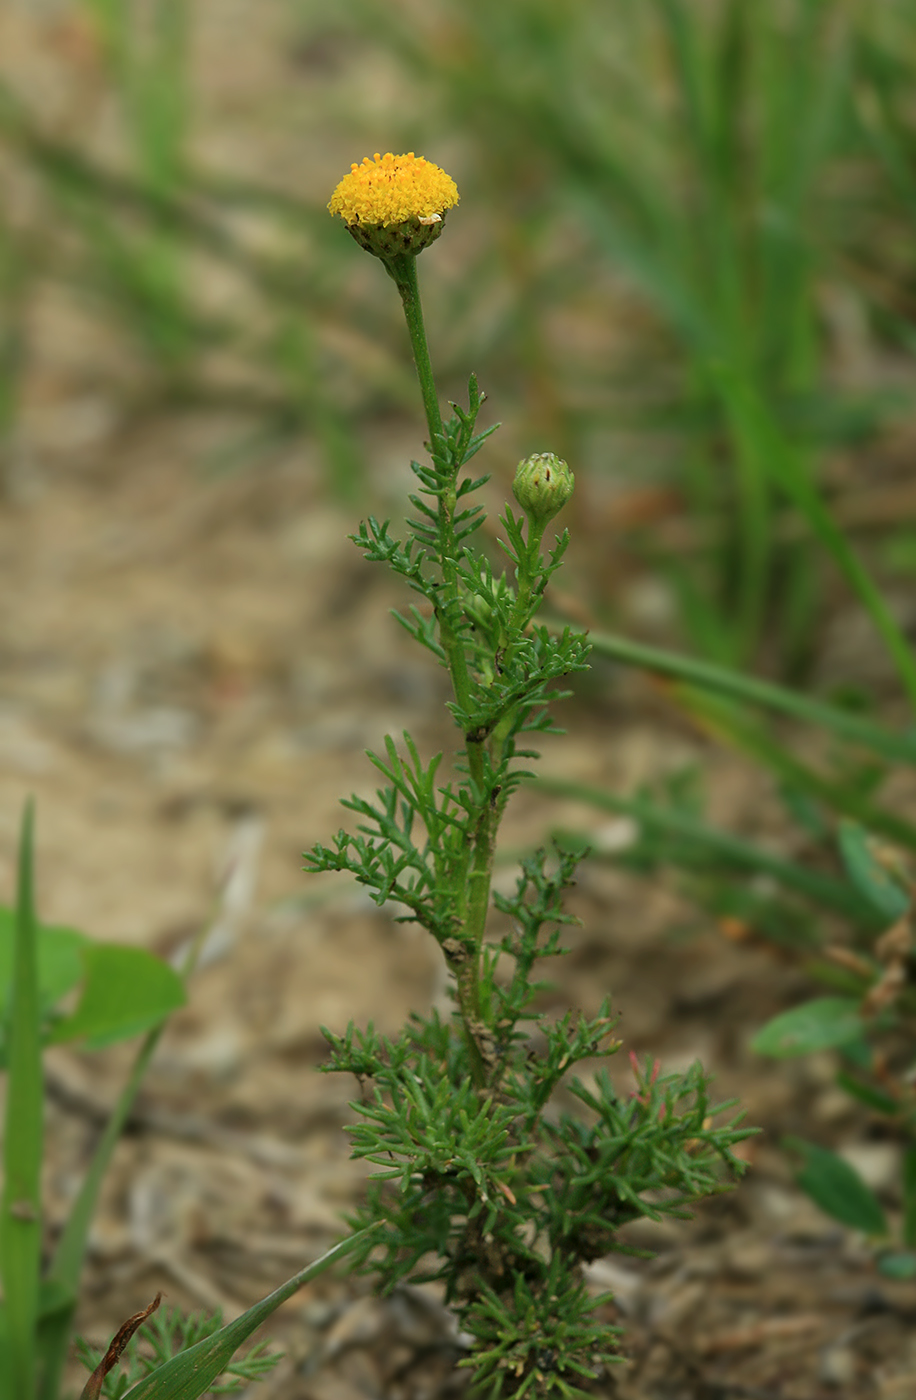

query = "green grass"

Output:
[[0, 5, 369, 499], [0, 805, 42, 1400], [336, 0, 916, 668], [3, 0, 916, 648]]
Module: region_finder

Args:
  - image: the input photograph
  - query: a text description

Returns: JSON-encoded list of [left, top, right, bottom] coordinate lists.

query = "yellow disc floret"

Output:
[[329, 151, 459, 226], [328, 152, 459, 259]]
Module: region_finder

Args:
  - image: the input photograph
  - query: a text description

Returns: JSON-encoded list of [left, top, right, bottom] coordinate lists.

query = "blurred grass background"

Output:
[[2, 0, 916, 677]]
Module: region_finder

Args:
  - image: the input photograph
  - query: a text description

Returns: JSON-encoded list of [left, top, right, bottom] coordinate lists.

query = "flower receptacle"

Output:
[[345, 213, 449, 260]]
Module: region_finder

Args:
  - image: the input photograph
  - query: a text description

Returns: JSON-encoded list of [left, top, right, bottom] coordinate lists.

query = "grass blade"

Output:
[[581, 629, 916, 766], [0, 802, 43, 1400], [680, 688, 916, 849], [529, 775, 876, 925], [121, 1226, 379, 1399], [709, 361, 916, 713], [37, 1022, 170, 1400], [39, 912, 216, 1400]]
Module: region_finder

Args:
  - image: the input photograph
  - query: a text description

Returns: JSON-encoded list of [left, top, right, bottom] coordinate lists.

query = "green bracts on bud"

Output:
[[512, 452, 574, 525]]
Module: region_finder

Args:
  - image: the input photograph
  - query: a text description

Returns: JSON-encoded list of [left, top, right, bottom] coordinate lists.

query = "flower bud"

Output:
[[512, 453, 574, 524]]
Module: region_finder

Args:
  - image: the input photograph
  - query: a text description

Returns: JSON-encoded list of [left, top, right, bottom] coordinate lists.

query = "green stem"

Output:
[[388, 251, 491, 1085], [508, 520, 546, 640], [387, 252, 475, 719], [386, 252, 444, 444]]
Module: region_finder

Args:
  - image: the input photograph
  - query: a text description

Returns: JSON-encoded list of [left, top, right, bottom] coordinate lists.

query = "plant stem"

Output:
[[508, 520, 546, 642], [386, 252, 444, 445], [387, 251, 492, 1085], [386, 254, 475, 717], [489, 520, 547, 766]]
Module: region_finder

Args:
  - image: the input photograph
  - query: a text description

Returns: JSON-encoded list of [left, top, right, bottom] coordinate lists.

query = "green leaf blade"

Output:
[[837, 821, 911, 923], [0, 802, 43, 1400], [121, 1228, 377, 1399], [751, 997, 863, 1058], [49, 944, 186, 1048], [903, 1148, 916, 1249], [787, 1138, 887, 1237], [0, 912, 88, 1028]]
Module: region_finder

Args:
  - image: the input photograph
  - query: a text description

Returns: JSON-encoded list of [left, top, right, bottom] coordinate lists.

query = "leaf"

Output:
[[0, 803, 43, 1400], [835, 1070, 899, 1118], [585, 630, 916, 767], [903, 1148, 916, 1249], [80, 1294, 162, 1400], [38, 956, 189, 1400], [751, 997, 862, 1058], [37, 1278, 76, 1321], [877, 1251, 916, 1280], [786, 1138, 887, 1236], [48, 944, 185, 1048], [837, 821, 910, 923], [0, 908, 87, 1013], [122, 1227, 377, 1399]]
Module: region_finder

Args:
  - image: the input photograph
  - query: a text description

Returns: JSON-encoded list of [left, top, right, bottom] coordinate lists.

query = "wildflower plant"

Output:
[[309, 152, 752, 1398], [0, 149, 751, 1400]]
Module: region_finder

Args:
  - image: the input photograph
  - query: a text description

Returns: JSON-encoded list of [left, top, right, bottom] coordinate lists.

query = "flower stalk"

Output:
[[380, 247, 494, 1077], [383, 252, 445, 444]]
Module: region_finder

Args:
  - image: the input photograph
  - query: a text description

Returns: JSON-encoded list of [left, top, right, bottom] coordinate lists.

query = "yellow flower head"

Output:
[[328, 152, 459, 259]]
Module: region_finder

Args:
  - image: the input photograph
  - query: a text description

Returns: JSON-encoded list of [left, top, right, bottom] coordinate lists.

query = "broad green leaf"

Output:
[[837, 821, 910, 923], [49, 944, 185, 1048], [0, 908, 87, 1012], [751, 997, 862, 1058], [787, 1137, 887, 1236]]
